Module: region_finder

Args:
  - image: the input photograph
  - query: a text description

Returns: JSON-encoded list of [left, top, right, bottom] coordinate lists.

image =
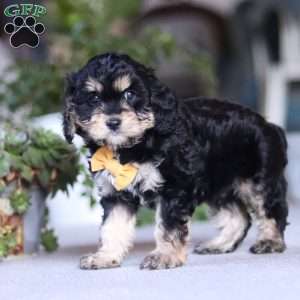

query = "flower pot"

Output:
[[0, 184, 46, 258]]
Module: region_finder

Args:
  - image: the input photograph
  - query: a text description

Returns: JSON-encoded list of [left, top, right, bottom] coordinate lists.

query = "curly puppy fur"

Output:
[[63, 53, 288, 270]]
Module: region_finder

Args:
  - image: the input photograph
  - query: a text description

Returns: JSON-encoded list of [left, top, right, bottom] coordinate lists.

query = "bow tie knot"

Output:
[[90, 146, 138, 191]]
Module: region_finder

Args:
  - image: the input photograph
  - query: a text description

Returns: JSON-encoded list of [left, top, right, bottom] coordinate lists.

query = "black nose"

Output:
[[106, 118, 121, 131]]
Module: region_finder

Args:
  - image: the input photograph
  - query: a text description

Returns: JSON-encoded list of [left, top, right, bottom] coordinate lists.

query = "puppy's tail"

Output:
[[275, 124, 287, 150], [269, 123, 288, 167]]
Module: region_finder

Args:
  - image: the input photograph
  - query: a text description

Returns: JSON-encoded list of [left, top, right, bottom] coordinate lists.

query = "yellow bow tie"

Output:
[[90, 146, 138, 191]]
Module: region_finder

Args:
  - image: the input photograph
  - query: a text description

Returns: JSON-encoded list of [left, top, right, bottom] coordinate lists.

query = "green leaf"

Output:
[[193, 204, 208, 221], [0, 152, 10, 177], [83, 176, 94, 188], [22, 147, 45, 168], [4, 132, 28, 155], [9, 189, 31, 214], [8, 153, 24, 170], [37, 169, 51, 188], [89, 195, 97, 208], [0, 230, 17, 257], [136, 208, 154, 227], [0, 180, 6, 193], [40, 229, 58, 252], [20, 165, 33, 182], [0, 242, 8, 257], [5, 233, 17, 249]]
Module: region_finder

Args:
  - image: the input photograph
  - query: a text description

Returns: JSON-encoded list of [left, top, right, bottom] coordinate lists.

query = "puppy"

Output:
[[63, 53, 288, 270]]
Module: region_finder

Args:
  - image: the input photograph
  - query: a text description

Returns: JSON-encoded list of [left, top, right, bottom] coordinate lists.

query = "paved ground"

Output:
[[1, 204, 300, 300]]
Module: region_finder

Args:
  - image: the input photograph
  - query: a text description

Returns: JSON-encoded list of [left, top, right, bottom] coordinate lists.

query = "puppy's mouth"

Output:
[[105, 130, 143, 148], [108, 128, 121, 135]]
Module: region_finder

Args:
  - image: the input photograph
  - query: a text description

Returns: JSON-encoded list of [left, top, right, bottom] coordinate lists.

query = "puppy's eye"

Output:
[[123, 90, 135, 102], [90, 95, 101, 104]]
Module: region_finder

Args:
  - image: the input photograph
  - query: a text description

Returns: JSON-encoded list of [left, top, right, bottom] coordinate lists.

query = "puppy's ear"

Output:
[[63, 73, 76, 144], [120, 55, 177, 133], [149, 77, 177, 134]]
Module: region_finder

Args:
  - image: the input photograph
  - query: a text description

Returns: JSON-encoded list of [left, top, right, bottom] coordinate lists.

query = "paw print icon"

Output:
[[4, 16, 45, 48]]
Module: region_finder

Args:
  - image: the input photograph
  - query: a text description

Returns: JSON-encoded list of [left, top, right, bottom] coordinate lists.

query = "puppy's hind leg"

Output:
[[194, 202, 250, 255], [80, 194, 138, 270], [239, 178, 288, 254]]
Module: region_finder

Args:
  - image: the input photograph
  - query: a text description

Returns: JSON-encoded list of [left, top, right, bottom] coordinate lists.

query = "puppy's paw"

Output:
[[79, 252, 120, 270], [193, 244, 233, 255], [250, 239, 286, 254], [194, 247, 226, 255], [140, 252, 184, 270]]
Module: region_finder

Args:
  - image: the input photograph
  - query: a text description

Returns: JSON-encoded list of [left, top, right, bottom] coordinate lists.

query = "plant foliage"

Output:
[[0, 229, 17, 258], [0, 0, 176, 116], [40, 229, 59, 252], [0, 125, 79, 196], [0, 124, 79, 257]]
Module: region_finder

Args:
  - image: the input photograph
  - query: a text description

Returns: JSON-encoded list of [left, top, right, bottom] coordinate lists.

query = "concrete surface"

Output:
[[1, 204, 300, 300]]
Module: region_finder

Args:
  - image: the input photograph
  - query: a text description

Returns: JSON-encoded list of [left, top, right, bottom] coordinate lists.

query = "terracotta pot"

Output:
[[0, 184, 46, 258]]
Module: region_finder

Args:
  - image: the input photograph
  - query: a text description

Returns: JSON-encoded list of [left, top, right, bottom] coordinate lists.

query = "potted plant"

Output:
[[0, 123, 79, 259]]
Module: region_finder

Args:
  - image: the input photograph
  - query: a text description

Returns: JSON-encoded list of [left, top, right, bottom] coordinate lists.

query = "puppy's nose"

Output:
[[106, 118, 121, 131]]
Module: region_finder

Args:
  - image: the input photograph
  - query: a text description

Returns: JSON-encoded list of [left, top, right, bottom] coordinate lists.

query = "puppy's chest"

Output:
[[93, 160, 164, 204]]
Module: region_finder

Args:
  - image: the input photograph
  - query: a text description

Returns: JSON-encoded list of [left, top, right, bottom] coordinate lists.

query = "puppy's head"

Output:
[[63, 53, 177, 147]]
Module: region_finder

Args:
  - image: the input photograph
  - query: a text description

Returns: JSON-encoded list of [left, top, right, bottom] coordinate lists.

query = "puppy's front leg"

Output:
[[80, 196, 138, 270], [141, 197, 193, 270]]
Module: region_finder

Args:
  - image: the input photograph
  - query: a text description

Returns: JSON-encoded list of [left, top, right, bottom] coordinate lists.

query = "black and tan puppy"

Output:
[[63, 53, 288, 270]]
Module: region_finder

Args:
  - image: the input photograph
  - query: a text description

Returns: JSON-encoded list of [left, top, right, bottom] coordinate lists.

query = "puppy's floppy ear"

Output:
[[63, 73, 77, 144], [119, 54, 177, 134], [149, 77, 177, 134]]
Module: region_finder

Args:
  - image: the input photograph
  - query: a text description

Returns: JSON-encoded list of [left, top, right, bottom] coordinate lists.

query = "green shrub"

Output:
[[0, 0, 176, 117], [0, 123, 80, 257]]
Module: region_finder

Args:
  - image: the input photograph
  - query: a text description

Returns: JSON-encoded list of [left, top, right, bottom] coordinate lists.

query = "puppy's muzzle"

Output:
[[106, 117, 121, 131]]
